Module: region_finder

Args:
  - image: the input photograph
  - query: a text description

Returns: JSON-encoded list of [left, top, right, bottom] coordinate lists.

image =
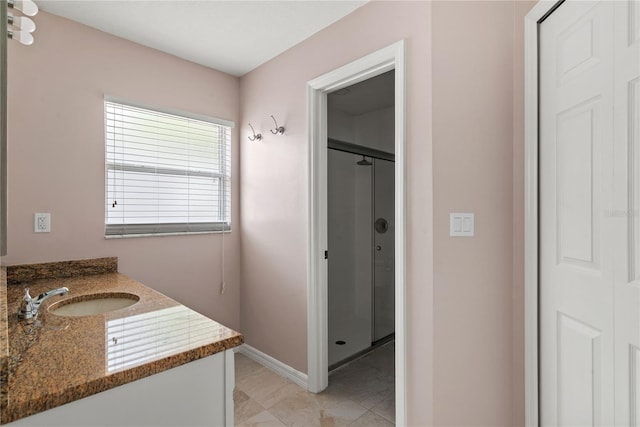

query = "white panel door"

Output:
[[540, 1, 615, 425], [613, 1, 640, 425], [541, 0, 640, 425]]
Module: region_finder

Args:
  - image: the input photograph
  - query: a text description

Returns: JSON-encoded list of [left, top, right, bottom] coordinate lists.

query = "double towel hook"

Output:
[[247, 115, 285, 142]]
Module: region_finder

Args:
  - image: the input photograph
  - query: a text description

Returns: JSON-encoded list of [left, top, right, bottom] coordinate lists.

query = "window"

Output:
[[104, 99, 232, 236]]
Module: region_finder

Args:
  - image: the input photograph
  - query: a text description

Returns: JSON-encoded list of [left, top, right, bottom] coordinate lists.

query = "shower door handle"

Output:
[[375, 218, 389, 234]]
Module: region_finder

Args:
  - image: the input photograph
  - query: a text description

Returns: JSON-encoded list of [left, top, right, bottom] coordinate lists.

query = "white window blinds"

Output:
[[105, 100, 232, 236]]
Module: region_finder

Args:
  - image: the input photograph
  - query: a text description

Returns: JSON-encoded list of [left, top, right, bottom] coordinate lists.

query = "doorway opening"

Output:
[[306, 41, 406, 425], [327, 70, 395, 371]]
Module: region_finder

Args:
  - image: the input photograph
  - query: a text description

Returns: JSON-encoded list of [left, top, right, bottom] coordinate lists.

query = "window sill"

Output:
[[104, 230, 232, 239]]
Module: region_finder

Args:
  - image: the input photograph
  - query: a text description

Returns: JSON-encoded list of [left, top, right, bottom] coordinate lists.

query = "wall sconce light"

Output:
[[248, 123, 262, 142], [8, 13, 35, 32], [7, 26, 33, 45], [8, 0, 38, 17], [6, 0, 38, 46], [270, 115, 285, 135]]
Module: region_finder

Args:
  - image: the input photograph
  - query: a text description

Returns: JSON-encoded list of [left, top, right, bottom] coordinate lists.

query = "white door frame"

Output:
[[524, 1, 564, 426], [307, 40, 406, 425]]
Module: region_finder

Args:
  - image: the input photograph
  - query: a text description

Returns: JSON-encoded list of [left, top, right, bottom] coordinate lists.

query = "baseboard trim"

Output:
[[238, 344, 309, 390]]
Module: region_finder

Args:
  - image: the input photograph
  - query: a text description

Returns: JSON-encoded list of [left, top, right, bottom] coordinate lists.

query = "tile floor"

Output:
[[234, 341, 395, 426]]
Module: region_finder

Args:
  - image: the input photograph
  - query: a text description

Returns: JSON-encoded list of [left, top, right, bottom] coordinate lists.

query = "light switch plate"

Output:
[[450, 213, 474, 237], [34, 213, 51, 233]]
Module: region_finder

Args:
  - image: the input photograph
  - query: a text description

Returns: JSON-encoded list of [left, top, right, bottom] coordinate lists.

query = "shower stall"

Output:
[[328, 139, 395, 368]]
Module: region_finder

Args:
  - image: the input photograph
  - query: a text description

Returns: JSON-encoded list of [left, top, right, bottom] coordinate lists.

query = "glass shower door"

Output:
[[373, 159, 395, 342], [327, 150, 373, 366]]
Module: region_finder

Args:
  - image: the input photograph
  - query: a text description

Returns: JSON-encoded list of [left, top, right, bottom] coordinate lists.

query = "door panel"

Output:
[[555, 6, 602, 86], [540, 1, 615, 425], [557, 313, 603, 426], [556, 97, 601, 268]]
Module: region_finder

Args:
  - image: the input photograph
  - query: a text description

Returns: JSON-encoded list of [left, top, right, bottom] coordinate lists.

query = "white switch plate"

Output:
[[34, 213, 51, 233], [450, 213, 474, 237]]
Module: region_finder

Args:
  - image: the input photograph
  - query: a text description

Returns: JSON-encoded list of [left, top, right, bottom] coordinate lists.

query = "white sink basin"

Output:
[[49, 293, 139, 317]]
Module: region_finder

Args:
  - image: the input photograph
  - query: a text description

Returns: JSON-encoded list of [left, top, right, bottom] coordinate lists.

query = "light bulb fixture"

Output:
[[269, 115, 285, 135], [8, 14, 36, 32], [8, 0, 39, 17], [248, 123, 262, 142], [7, 28, 33, 45]]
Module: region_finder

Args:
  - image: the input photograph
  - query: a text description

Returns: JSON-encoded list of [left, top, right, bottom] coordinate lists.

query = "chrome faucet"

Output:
[[18, 287, 69, 320]]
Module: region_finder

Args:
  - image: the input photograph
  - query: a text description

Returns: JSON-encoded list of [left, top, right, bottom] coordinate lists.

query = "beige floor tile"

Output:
[[315, 383, 351, 406], [268, 392, 323, 427], [331, 363, 382, 385], [371, 397, 395, 423], [237, 410, 287, 427], [331, 365, 393, 409], [353, 385, 393, 410], [235, 389, 266, 424], [359, 343, 395, 376], [319, 398, 368, 426], [318, 381, 354, 402], [235, 344, 395, 426], [315, 385, 364, 411], [236, 365, 291, 403], [349, 410, 394, 427], [269, 391, 367, 427], [235, 353, 265, 380], [256, 381, 306, 409]]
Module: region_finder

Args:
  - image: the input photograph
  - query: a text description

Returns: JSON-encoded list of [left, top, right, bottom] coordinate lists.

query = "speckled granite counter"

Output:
[[0, 267, 8, 421], [0, 258, 243, 424]]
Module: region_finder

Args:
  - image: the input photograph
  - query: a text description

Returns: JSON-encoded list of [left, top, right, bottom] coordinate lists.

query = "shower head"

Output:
[[357, 155, 372, 166]]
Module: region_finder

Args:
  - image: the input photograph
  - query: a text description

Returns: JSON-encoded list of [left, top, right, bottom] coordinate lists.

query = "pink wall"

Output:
[[432, 2, 534, 425], [3, 12, 242, 330], [241, 1, 534, 425], [432, 2, 514, 424], [240, 1, 433, 424]]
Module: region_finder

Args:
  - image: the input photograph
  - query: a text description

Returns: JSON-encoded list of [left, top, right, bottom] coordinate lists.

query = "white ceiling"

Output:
[[37, 0, 367, 77]]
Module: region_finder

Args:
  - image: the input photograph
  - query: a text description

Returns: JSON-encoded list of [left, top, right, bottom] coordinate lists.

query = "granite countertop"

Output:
[[0, 258, 243, 425]]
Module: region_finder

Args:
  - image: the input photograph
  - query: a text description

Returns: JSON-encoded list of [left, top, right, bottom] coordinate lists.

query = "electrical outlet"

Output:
[[34, 213, 50, 233]]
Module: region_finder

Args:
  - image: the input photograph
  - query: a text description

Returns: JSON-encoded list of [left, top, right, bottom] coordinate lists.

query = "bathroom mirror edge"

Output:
[[1, 0, 8, 257]]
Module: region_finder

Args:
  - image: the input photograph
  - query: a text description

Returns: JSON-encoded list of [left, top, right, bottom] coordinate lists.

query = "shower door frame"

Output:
[[306, 40, 406, 425]]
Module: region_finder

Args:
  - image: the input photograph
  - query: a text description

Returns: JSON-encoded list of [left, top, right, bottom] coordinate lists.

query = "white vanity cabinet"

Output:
[[8, 350, 235, 427]]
